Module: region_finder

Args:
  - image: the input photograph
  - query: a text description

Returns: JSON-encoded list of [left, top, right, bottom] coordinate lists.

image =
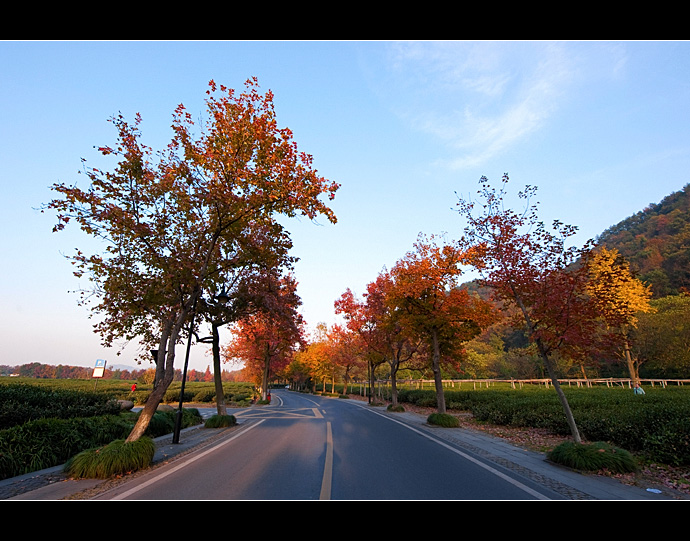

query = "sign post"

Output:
[[92, 359, 107, 390]]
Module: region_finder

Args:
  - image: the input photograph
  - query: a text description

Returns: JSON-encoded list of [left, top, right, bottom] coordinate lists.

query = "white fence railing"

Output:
[[350, 378, 690, 396]]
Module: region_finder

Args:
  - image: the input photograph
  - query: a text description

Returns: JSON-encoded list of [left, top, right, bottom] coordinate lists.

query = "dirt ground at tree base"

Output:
[[347, 393, 690, 498]]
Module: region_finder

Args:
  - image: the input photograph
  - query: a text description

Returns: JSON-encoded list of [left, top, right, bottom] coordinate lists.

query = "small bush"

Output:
[[547, 441, 638, 474], [65, 437, 156, 479], [427, 413, 460, 428], [387, 404, 405, 412], [204, 414, 237, 428]]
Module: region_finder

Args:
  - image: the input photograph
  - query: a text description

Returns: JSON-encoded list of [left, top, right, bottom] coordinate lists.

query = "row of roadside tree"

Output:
[[269, 175, 675, 446], [45, 78, 686, 451]]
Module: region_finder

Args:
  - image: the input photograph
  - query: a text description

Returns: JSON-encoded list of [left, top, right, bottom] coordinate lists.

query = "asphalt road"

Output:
[[89, 390, 564, 500]]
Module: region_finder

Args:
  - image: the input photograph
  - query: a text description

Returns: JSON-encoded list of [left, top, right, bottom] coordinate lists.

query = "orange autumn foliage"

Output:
[[387, 234, 498, 413]]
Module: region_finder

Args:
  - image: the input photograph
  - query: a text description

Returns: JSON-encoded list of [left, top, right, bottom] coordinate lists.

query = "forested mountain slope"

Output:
[[597, 184, 690, 297]]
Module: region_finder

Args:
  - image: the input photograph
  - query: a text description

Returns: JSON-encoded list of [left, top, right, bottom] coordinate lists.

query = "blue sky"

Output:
[[1, 40, 689, 372]]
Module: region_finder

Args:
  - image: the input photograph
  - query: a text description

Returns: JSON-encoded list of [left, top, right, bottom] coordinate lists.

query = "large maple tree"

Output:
[[387, 234, 497, 414], [45, 78, 339, 441], [456, 174, 598, 443], [586, 247, 654, 382], [335, 279, 387, 402]]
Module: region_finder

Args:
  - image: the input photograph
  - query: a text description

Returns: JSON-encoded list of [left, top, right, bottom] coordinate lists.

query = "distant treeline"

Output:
[[0, 362, 245, 383]]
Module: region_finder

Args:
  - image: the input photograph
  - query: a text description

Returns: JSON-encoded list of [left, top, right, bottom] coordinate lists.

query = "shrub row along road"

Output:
[[93, 390, 559, 500]]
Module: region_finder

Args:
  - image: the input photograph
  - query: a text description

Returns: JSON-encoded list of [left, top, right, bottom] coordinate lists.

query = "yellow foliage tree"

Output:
[[586, 247, 654, 382]]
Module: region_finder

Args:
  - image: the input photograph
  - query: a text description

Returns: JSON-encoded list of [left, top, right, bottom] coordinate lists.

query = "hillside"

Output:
[[597, 184, 690, 297]]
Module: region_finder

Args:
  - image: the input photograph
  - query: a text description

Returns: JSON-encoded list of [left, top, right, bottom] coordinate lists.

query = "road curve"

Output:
[[91, 390, 562, 500]]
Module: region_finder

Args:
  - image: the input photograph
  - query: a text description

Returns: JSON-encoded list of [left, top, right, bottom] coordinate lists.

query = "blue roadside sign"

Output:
[[93, 358, 107, 378]]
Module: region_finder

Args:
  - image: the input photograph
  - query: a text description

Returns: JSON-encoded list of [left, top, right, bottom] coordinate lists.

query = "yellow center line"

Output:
[[320, 421, 333, 500]]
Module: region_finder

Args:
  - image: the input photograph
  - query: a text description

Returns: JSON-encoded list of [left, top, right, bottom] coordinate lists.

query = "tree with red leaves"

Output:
[[45, 79, 338, 441], [224, 271, 304, 400], [326, 324, 366, 396], [336, 270, 422, 407], [456, 174, 599, 443]]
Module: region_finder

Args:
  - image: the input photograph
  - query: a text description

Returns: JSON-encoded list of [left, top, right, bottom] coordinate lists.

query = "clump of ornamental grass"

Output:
[[427, 413, 460, 428], [204, 414, 237, 428], [64, 437, 156, 479], [547, 441, 638, 474], [387, 404, 405, 412]]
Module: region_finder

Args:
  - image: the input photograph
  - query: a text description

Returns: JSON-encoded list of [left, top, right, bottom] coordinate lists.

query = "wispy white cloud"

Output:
[[379, 41, 581, 170]]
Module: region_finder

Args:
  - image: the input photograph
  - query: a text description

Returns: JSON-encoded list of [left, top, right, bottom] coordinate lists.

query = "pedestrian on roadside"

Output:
[[633, 382, 645, 395]]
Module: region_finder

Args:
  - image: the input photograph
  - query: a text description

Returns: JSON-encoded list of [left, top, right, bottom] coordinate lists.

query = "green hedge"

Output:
[[0, 408, 203, 481], [0, 381, 213, 480], [397, 386, 690, 466], [0, 415, 132, 480], [0, 383, 120, 430], [131, 382, 255, 406]]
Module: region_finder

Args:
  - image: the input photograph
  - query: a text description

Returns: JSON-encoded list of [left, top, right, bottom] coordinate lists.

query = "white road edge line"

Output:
[[358, 404, 551, 500], [106, 420, 266, 500]]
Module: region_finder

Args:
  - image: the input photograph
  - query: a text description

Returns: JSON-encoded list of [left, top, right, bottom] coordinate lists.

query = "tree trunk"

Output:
[[126, 342, 175, 442], [126, 309, 187, 443], [211, 321, 227, 416], [368, 360, 375, 404], [390, 370, 399, 407], [431, 329, 446, 414], [536, 338, 582, 444], [623, 337, 639, 384], [512, 289, 582, 443], [389, 360, 399, 407], [261, 352, 270, 400], [153, 321, 172, 388], [342, 371, 350, 395]]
